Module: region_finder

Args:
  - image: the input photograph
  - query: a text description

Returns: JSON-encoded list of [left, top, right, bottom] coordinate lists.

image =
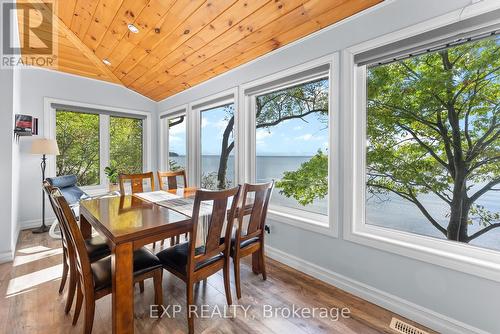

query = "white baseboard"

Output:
[[0, 251, 13, 264], [266, 246, 489, 334], [19, 217, 56, 230]]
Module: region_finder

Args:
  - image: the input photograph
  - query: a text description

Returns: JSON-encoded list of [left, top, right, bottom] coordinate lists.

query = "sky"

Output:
[[168, 105, 329, 157]]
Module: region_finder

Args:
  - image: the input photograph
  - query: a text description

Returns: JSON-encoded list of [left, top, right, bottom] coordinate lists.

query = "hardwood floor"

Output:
[[0, 230, 435, 334]]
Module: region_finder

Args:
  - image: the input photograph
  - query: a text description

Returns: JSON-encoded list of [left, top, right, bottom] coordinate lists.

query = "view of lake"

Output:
[[170, 155, 500, 251]]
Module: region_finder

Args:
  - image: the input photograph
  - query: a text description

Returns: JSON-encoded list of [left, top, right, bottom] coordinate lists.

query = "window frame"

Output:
[[342, 20, 500, 282], [240, 54, 340, 237], [44, 97, 152, 193]]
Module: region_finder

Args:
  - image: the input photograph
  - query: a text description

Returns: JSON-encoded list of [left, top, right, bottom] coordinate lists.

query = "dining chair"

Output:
[[157, 169, 188, 246], [119, 171, 159, 247], [52, 191, 163, 334], [156, 186, 241, 334], [231, 181, 274, 299], [118, 171, 155, 196], [157, 170, 187, 190], [43, 181, 110, 315]]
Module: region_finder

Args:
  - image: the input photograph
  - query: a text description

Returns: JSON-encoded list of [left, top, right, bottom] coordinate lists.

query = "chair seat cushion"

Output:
[[220, 236, 259, 256], [91, 247, 162, 291], [85, 236, 111, 262], [156, 242, 223, 276], [235, 236, 259, 250]]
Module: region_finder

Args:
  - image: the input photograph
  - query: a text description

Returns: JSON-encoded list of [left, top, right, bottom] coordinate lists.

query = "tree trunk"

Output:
[[217, 116, 234, 189], [446, 170, 470, 242], [446, 196, 470, 242]]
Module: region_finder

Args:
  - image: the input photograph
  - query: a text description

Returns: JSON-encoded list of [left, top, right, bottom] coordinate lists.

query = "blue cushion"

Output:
[[60, 186, 88, 205], [47, 175, 78, 188], [46, 175, 89, 205]]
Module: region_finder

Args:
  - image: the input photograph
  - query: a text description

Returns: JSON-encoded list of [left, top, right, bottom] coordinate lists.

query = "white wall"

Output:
[[0, 0, 20, 262], [156, 1, 500, 333], [0, 66, 15, 262], [11, 62, 21, 252], [16, 68, 156, 228]]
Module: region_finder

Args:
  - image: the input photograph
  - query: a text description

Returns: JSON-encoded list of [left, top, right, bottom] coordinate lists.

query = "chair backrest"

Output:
[[53, 192, 94, 292], [157, 170, 187, 190], [46, 175, 89, 205], [235, 182, 274, 243], [43, 181, 69, 248], [43, 181, 62, 224], [187, 186, 241, 273], [119, 172, 155, 195]]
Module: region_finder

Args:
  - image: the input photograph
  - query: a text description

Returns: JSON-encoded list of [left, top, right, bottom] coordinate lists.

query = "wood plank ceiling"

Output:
[[18, 0, 382, 101]]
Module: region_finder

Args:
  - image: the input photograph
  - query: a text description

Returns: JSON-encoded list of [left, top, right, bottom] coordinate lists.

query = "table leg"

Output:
[[112, 243, 134, 334], [79, 214, 92, 239]]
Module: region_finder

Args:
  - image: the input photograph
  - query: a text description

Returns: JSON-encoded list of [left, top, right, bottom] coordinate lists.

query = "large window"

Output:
[[363, 34, 500, 252], [200, 103, 235, 190], [166, 114, 186, 171], [55, 109, 144, 187], [254, 78, 329, 215]]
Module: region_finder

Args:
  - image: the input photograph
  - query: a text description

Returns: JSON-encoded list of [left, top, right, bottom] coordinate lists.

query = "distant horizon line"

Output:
[[169, 154, 316, 157]]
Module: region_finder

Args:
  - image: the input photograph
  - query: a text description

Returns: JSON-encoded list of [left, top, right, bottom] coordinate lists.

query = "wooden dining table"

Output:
[[79, 187, 261, 334]]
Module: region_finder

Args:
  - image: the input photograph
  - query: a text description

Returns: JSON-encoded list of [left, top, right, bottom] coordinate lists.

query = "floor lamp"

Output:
[[31, 138, 60, 234]]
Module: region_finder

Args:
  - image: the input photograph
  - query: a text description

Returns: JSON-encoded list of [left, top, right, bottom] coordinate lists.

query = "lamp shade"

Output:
[[31, 138, 60, 155]]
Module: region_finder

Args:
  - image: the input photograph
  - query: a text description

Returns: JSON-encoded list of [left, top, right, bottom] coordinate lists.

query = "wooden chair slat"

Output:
[[119, 172, 155, 196]]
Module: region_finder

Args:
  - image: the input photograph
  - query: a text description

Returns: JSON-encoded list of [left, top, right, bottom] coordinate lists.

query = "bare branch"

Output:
[[469, 177, 500, 203], [257, 108, 327, 128], [396, 123, 450, 171], [467, 223, 500, 242]]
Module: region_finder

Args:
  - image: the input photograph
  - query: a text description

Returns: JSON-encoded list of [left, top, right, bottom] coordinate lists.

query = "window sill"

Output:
[[345, 223, 500, 282], [267, 206, 337, 237]]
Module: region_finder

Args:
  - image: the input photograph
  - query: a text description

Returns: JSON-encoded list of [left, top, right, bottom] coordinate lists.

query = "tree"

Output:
[[56, 111, 100, 185], [276, 150, 328, 205], [282, 36, 500, 243], [214, 79, 329, 189]]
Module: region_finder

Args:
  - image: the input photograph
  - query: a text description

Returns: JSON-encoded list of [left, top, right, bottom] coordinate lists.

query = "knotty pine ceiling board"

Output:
[[17, 0, 382, 100]]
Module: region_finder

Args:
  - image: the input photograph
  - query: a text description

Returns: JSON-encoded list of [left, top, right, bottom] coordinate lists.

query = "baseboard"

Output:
[[19, 217, 56, 230], [266, 246, 489, 334], [0, 251, 13, 264]]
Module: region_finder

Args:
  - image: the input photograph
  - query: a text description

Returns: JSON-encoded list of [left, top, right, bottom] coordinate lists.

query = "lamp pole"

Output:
[[32, 154, 49, 233]]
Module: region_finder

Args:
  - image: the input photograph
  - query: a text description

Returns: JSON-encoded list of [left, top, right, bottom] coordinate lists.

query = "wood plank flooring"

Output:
[[0, 230, 435, 334]]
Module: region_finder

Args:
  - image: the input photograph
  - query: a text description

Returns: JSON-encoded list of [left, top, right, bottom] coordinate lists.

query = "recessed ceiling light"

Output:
[[102, 58, 111, 65], [127, 24, 139, 34]]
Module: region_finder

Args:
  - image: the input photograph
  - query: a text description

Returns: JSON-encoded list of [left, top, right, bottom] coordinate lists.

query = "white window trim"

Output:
[[240, 54, 340, 238], [158, 105, 188, 173], [188, 88, 239, 188], [43, 97, 152, 192], [342, 4, 500, 282]]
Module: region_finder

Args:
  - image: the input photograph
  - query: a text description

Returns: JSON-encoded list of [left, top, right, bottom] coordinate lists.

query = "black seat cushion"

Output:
[[91, 247, 162, 291], [220, 236, 259, 256], [156, 242, 223, 276], [85, 236, 111, 262]]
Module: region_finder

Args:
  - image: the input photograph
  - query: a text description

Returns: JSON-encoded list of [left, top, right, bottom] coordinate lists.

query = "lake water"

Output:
[[171, 155, 500, 251]]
